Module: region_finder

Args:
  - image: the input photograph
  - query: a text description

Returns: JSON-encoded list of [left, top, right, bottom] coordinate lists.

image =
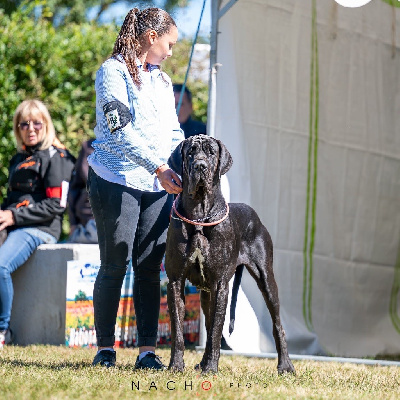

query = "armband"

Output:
[[103, 100, 133, 133]]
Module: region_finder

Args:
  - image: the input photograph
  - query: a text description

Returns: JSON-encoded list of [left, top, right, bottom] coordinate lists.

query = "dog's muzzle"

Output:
[[188, 158, 212, 197], [193, 159, 208, 173]]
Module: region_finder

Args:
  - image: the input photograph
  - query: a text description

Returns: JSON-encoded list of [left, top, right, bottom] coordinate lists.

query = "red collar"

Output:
[[171, 194, 229, 227]]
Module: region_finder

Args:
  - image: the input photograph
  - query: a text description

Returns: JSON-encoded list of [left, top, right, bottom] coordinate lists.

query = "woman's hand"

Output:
[[0, 210, 15, 231], [156, 164, 182, 194]]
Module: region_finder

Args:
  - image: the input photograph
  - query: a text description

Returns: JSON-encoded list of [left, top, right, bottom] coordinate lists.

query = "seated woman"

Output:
[[0, 100, 75, 349]]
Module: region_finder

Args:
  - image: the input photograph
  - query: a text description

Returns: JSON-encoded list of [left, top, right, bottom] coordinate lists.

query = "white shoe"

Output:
[[0, 331, 5, 350], [0, 329, 13, 349]]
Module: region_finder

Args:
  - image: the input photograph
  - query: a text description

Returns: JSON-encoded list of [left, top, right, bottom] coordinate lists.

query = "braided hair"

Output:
[[112, 8, 176, 89]]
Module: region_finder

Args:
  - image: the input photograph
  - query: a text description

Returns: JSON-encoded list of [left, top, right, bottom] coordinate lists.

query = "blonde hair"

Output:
[[13, 99, 56, 151]]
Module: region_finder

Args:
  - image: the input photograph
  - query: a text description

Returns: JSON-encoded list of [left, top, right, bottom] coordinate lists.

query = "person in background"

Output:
[[88, 7, 183, 369], [67, 138, 97, 244], [0, 99, 75, 349], [173, 84, 206, 139]]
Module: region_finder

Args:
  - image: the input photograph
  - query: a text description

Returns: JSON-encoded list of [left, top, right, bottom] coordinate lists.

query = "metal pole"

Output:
[[199, 0, 221, 349], [206, 0, 220, 139], [200, 0, 238, 348]]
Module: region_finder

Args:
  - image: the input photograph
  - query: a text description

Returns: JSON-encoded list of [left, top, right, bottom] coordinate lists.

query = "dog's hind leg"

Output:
[[167, 279, 186, 372], [199, 281, 230, 374], [247, 263, 295, 375]]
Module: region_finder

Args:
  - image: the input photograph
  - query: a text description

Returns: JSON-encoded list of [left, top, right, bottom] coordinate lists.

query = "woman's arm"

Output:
[[11, 197, 66, 226], [156, 164, 182, 194], [96, 62, 164, 175]]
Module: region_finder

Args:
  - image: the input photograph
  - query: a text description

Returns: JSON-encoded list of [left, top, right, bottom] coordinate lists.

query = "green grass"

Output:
[[1, 346, 399, 399]]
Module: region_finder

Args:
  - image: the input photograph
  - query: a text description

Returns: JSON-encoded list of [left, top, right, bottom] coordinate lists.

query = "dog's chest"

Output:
[[182, 224, 234, 292], [186, 227, 210, 291]]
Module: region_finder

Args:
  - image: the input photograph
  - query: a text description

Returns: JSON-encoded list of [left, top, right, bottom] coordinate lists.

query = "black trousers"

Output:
[[87, 167, 172, 347]]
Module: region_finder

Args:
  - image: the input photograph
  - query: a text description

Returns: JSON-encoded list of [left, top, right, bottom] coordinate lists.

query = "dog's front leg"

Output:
[[167, 279, 186, 372], [194, 290, 211, 371], [201, 280, 229, 374]]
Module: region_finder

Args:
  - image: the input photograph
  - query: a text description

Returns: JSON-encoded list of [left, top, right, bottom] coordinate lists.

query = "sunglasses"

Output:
[[18, 121, 43, 131]]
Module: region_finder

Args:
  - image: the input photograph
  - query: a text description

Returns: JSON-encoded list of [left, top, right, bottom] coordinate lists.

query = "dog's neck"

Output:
[[179, 181, 226, 222]]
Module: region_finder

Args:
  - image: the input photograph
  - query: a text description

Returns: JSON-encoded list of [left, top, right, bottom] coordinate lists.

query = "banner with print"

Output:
[[65, 258, 200, 348]]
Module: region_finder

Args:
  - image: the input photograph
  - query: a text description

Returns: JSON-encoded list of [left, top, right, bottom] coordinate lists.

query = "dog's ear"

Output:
[[168, 140, 184, 176], [216, 139, 233, 176]]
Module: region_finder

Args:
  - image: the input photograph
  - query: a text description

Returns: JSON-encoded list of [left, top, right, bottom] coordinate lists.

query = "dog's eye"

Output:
[[204, 145, 214, 155], [188, 146, 197, 156]]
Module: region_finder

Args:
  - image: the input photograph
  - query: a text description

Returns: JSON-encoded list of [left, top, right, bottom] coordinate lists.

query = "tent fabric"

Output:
[[216, 0, 400, 357]]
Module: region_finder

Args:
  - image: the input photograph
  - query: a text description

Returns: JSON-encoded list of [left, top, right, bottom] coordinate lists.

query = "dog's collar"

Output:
[[171, 194, 230, 226]]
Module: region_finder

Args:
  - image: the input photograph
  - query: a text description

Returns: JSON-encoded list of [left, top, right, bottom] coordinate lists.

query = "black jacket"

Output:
[[68, 138, 95, 228], [1, 143, 75, 241], [180, 117, 207, 139]]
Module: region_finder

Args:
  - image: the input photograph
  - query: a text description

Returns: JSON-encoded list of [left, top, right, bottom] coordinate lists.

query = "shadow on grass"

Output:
[[375, 354, 400, 362], [0, 357, 175, 372], [0, 358, 152, 371], [1, 359, 94, 370]]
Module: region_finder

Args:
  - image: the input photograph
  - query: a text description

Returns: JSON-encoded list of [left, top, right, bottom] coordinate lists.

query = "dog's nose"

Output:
[[194, 160, 207, 172]]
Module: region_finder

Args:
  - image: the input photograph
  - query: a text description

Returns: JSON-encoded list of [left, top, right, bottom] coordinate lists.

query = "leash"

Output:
[[171, 194, 229, 227], [176, 0, 207, 117]]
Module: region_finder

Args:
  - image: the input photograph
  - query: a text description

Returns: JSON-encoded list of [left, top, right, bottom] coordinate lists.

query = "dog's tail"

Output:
[[229, 264, 245, 335]]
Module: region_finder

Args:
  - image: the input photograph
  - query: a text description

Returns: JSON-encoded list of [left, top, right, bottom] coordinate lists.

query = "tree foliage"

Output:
[[0, 0, 190, 25], [74, 290, 88, 302], [0, 3, 117, 204]]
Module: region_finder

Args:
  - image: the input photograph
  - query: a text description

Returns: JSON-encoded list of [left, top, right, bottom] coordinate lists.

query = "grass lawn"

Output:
[[0, 345, 399, 399]]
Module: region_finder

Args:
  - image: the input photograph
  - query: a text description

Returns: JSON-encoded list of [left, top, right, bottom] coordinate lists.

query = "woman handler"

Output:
[[88, 8, 183, 369]]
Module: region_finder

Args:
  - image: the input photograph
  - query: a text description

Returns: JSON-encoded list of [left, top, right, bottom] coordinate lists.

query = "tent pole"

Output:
[[199, 0, 220, 349], [200, 0, 238, 350], [207, 0, 220, 139], [219, 0, 239, 19]]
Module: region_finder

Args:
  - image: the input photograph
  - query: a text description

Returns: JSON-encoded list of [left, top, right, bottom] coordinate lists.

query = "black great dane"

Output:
[[166, 135, 295, 375]]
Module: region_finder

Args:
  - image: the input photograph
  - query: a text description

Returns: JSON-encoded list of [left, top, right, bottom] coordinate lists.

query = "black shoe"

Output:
[[6, 329, 14, 345], [135, 353, 166, 370], [92, 350, 116, 368]]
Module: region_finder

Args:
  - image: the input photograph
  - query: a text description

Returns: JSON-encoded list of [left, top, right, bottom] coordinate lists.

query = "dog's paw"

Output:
[[277, 359, 296, 375], [168, 362, 185, 373], [200, 363, 218, 375], [201, 368, 218, 375]]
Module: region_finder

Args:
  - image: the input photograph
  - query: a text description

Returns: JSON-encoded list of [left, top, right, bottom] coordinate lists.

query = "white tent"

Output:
[[207, 0, 400, 357]]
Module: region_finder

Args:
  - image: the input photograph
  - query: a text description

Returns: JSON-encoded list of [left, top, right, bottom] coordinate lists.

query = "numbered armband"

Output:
[[103, 100, 133, 133]]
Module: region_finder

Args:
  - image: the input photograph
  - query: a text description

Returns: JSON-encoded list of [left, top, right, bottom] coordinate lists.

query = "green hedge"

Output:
[[0, 5, 208, 209]]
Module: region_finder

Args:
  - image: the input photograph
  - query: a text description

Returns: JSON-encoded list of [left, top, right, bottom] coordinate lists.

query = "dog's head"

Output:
[[168, 135, 233, 198]]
